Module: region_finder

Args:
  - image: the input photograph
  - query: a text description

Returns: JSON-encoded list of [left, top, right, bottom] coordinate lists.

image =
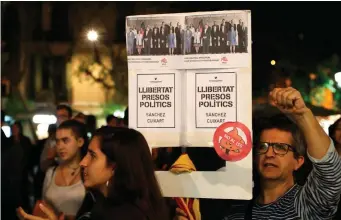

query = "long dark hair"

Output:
[[93, 126, 169, 220], [58, 119, 89, 157]]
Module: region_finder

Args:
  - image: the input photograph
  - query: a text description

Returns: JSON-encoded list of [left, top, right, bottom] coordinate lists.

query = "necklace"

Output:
[[68, 165, 80, 176], [61, 167, 80, 186]]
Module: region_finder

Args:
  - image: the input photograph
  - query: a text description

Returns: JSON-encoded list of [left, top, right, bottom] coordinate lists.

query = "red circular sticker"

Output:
[[213, 121, 252, 162]]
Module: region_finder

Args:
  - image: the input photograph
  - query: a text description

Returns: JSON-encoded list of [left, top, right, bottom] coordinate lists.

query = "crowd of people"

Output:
[[1, 87, 341, 220], [1, 105, 129, 220], [126, 18, 248, 56]]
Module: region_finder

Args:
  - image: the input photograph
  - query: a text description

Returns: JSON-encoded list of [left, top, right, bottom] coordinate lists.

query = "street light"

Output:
[[87, 30, 98, 42], [335, 72, 341, 88], [270, 60, 276, 66]]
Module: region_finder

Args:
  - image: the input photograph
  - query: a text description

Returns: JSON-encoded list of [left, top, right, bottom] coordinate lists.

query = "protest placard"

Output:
[[126, 10, 252, 199]]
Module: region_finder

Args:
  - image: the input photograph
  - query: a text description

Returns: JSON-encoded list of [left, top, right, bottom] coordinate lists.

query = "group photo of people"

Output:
[[126, 17, 185, 56], [126, 13, 249, 56], [186, 13, 249, 54]]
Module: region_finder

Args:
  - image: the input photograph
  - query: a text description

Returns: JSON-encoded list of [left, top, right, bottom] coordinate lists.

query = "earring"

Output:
[[106, 180, 110, 187]]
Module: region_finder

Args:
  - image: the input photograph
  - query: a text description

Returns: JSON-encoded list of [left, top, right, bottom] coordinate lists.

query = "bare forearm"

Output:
[[295, 109, 331, 159]]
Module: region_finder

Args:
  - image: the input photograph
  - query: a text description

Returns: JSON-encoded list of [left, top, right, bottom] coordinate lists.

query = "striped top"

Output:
[[224, 140, 341, 220]]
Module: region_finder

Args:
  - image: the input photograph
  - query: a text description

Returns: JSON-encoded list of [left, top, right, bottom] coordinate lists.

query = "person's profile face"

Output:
[[80, 136, 115, 190]]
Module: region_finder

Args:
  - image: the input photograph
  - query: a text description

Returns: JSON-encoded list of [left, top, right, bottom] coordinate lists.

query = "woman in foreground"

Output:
[[18, 126, 169, 220]]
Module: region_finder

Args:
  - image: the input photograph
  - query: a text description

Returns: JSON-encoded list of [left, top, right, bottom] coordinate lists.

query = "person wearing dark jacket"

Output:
[[2, 113, 25, 220], [10, 121, 34, 213]]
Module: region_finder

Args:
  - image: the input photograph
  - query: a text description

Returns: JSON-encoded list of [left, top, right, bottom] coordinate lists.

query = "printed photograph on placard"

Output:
[[183, 11, 251, 69], [137, 73, 175, 128], [185, 12, 248, 54], [126, 10, 251, 69], [126, 16, 185, 56], [195, 72, 237, 128]]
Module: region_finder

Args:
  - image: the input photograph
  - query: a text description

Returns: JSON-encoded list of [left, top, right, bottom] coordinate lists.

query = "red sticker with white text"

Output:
[[213, 121, 252, 162]]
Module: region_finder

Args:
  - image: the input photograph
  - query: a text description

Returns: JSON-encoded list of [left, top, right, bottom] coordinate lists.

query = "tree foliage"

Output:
[[274, 54, 341, 110], [68, 2, 128, 105]]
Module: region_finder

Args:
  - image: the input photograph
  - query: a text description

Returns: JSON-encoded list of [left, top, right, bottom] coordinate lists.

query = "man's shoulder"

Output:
[[225, 185, 303, 219], [226, 200, 250, 219]]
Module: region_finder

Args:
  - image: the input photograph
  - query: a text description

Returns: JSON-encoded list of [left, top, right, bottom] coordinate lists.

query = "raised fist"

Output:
[[269, 87, 309, 115]]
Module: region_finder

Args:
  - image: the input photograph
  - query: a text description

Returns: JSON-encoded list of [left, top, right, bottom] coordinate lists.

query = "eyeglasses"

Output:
[[255, 142, 296, 156]]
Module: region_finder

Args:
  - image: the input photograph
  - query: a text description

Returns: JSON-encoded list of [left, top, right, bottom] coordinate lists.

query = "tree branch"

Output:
[[85, 68, 114, 90]]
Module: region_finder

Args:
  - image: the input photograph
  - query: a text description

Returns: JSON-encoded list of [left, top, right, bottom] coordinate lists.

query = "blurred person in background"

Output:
[[106, 114, 119, 127], [329, 117, 341, 220], [10, 121, 34, 212], [1, 111, 25, 220], [40, 104, 73, 172], [18, 120, 88, 219], [74, 113, 87, 124], [86, 115, 97, 138], [116, 118, 125, 127], [329, 117, 341, 156], [123, 107, 129, 127], [1, 110, 9, 147]]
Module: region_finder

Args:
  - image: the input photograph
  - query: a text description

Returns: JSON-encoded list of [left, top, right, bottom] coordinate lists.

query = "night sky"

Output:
[[3, 1, 341, 92]]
